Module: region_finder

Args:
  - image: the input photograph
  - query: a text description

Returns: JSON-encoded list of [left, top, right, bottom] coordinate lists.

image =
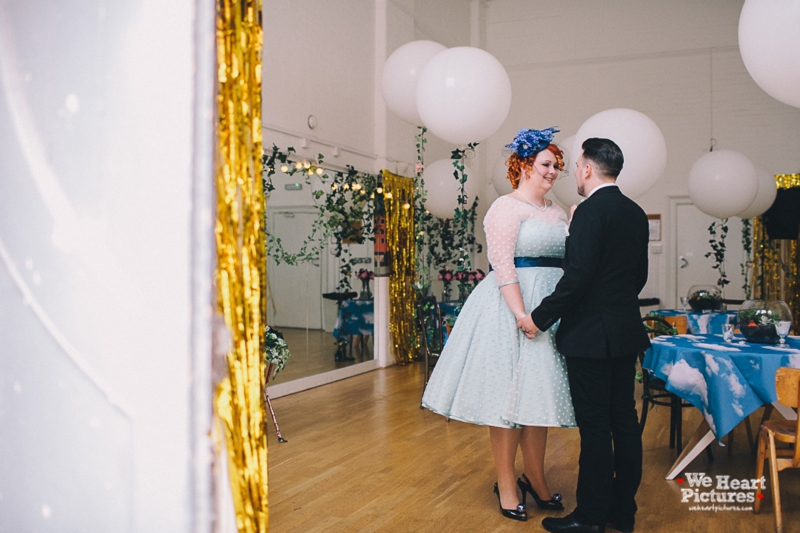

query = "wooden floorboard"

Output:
[[267, 363, 799, 532]]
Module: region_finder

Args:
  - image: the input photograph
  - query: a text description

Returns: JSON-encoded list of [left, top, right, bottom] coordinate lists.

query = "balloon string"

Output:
[[709, 49, 715, 152]]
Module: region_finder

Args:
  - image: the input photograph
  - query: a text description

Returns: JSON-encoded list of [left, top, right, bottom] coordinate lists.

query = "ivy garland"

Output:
[[262, 138, 483, 296], [413, 127, 434, 286], [704, 218, 730, 292], [261, 144, 378, 292], [740, 218, 753, 298], [450, 144, 482, 298]]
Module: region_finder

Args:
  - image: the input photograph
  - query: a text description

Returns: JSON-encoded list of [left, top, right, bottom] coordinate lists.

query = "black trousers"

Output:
[[565, 354, 642, 526]]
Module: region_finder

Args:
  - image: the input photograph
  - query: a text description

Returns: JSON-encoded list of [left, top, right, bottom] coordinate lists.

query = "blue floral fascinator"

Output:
[[505, 127, 560, 158]]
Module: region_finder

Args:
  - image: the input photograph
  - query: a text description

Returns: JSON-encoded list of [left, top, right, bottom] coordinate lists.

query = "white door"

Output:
[[676, 204, 747, 304], [267, 208, 323, 329]]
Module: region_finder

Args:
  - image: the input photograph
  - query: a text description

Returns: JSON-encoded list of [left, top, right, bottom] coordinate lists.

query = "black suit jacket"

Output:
[[531, 185, 651, 358]]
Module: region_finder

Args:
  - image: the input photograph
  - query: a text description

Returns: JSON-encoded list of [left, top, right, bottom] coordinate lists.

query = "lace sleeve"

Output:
[[484, 197, 522, 287], [553, 203, 569, 225]]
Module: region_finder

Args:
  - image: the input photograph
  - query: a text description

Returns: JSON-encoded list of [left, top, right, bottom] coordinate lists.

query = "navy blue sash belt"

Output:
[[489, 256, 563, 272], [514, 256, 562, 268]]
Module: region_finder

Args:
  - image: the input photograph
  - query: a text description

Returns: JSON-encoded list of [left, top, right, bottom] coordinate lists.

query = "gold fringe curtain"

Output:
[[213, 1, 268, 532], [382, 170, 417, 363], [751, 174, 800, 333]]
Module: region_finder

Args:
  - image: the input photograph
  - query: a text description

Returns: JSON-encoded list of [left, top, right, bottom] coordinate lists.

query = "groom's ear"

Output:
[[582, 160, 594, 180]]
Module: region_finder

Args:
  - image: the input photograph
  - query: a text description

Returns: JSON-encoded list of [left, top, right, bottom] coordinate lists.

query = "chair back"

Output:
[[775, 367, 800, 410], [641, 315, 678, 338], [775, 367, 800, 469], [416, 296, 444, 355]]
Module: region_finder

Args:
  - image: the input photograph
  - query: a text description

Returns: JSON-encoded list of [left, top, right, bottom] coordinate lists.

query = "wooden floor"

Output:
[[267, 363, 799, 532], [270, 328, 373, 384]]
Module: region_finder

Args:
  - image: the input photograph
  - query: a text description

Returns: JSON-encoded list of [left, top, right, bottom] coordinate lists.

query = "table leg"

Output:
[[744, 414, 755, 454], [665, 419, 715, 480]]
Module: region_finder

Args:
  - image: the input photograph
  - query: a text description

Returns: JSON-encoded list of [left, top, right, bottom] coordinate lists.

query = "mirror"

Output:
[[265, 171, 375, 388]]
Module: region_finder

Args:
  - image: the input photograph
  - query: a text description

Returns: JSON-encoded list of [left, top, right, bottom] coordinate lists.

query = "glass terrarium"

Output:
[[737, 299, 793, 344], [687, 285, 723, 313]]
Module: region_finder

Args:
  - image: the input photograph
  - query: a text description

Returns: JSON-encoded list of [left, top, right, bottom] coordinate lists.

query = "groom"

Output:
[[518, 138, 651, 533]]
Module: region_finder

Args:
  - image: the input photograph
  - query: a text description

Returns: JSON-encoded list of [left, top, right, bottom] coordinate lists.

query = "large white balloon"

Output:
[[422, 159, 479, 219], [737, 166, 777, 219], [554, 134, 575, 174], [551, 135, 583, 207], [739, 0, 800, 108], [551, 175, 583, 209], [381, 40, 447, 126], [416, 47, 512, 145], [492, 157, 513, 195], [688, 150, 758, 219], [571, 109, 667, 198]]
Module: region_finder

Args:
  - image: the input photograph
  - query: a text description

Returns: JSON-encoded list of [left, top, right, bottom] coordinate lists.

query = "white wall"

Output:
[[262, 0, 800, 307], [482, 0, 800, 304], [0, 1, 197, 530], [261, 0, 473, 303], [262, 0, 472, 176]]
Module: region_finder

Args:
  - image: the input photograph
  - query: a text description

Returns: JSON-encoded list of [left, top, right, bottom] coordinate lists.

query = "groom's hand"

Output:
[[517, 315, 538, 339]]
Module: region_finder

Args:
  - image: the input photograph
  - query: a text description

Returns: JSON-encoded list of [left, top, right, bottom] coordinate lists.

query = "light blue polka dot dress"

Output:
[[422, 195, 577, 428]]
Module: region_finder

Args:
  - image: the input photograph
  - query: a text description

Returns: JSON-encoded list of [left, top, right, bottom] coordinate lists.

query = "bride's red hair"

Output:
[[506, 144, 564, 190]]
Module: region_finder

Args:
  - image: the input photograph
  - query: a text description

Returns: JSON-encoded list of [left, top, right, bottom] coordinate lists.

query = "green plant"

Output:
[[451, 143, 480, 273], [414, 127, 432, 284], [704, 218, 730, 291], [738, 308, 781, 326], [740, 218, 753, 298]]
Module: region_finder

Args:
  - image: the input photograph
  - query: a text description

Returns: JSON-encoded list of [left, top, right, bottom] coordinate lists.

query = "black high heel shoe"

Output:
[[517, 474, 564, 511], [493, 483, 527, 521]]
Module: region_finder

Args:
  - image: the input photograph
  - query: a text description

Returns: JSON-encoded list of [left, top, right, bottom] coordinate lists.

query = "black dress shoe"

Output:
[[542, 513, 605, 533]]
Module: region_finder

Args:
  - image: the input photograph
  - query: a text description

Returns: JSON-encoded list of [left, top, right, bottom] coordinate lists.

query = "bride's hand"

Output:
[[517, 315, 538, 339]]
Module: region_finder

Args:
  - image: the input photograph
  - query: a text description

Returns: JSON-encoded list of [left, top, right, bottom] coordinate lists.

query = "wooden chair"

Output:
[[754, 367, 800, 533], [416, 296, 444, 409], [639, 315, 696, 455]]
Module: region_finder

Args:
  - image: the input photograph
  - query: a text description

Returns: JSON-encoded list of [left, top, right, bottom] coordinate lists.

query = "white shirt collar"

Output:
[[587, 182, 617, 198]]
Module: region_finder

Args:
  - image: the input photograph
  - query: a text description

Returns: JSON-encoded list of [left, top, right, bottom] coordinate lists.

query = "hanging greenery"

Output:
[[324, 167, 379, 291], [413, 126, 433, 287], [740, 218, 753, 298], [451, 143, 480, 273], [262, 139, 484, 296], [705, 218, 730, 292], [261, 144, 378, 292], [421, 199, 480, 278], [407, 130, 484, 294]]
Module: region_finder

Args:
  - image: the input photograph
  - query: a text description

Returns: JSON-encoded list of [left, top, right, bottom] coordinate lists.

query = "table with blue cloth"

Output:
[[643, 333, 800, 479], [439, 301, 462, 345], [333, 299, 374, 357], [653, 309, 738, 334]]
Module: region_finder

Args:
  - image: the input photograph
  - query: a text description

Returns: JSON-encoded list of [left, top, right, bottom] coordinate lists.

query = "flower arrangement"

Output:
[[438, 266, 454, 282], [438, 266, 455, 301], [687, 285, 722, 312], [737, 299, 793, 344], [356, 268, 375, 281], [356, 268, 375, 299], [262, 325, 291, 378], [455, 269, 486, 300]]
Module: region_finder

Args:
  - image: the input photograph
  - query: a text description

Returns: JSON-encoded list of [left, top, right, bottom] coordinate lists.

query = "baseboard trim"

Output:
[[267, 359, 382, 399]]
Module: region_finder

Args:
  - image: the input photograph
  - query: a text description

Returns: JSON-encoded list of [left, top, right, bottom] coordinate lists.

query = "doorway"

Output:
[[675, 203, 747, 304]]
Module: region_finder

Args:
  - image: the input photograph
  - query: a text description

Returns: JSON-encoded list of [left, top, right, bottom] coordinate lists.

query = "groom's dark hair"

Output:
[[582, 138, 624, 179]]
